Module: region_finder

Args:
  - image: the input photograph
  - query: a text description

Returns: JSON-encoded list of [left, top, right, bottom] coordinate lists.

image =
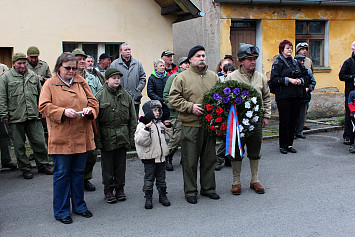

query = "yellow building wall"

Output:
[[0, 0, 175, 103], [220, 4, 355, 92]]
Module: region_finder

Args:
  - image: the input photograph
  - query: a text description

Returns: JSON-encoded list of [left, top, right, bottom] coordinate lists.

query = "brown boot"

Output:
[[231, 184, 241, 195], [104, 186, 117, 204], [250, 182, 265, 194], [115, 187, 126, 201]]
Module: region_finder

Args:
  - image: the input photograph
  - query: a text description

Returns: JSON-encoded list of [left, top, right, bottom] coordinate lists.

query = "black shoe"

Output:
[[23, 171, 33, 179], [215, 162, 223, 171], [186, 196, 197, 204], [344, 139, 351, 145], [287, 147, 297, 153], [144, 191, 153, 209], [84, 180, 96, 191], [296, 134, 306, 139], [201, 192, 220, 200], [280, 148, 287, 154], [28, 154, 35, 161], [73, 210, 93, 218], [2, 163, 17, 170], [165, 155, 173, 171], [38, 166, 53, 175], [57, 216, 72, 224]]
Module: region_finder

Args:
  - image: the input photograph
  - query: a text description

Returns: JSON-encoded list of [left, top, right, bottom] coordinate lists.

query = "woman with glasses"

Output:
[[39, 52, 99, 224], [270, 40, 309, 154]]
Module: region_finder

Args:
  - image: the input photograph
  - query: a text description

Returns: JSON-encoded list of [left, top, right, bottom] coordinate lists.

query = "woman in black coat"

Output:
[[147, 59, 170, 121], [270, 40, 309, 154]]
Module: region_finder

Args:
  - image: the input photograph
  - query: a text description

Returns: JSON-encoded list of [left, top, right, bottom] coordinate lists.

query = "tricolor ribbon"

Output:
[[225, 104, 243, 159]]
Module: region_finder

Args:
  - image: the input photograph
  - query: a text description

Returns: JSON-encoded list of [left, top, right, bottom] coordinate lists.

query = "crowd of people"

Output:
[[2, 39, 354, 225]]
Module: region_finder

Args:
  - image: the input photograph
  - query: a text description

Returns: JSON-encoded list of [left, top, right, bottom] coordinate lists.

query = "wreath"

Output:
[[200, 80, 263, 140]]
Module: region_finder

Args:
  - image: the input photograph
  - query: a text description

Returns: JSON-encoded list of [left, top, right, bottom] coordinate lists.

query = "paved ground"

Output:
[[1, 130, 354, 236]]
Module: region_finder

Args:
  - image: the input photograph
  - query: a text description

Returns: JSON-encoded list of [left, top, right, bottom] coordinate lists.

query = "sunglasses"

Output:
[[62, 66, 77, 71]]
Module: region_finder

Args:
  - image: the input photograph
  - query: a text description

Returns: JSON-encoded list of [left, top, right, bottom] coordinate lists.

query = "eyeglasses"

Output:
[[62, 66, 77, 71], [246, 46, 260, 55]]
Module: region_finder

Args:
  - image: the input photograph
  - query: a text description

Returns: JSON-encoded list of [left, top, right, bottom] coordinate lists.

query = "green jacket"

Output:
[[163, 68, 183, 118], [27, 59, 52, 84], [83, 70, 102, 95], [0, 68, 41, 123], [95, 85, 137, 151], [169, 65, 219, 127]]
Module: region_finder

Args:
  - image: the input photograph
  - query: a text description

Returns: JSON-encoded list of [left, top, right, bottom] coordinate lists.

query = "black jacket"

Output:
[[270, 55, 309, 101], [147, 71, 170, 120], [339, 52, 355, 97]]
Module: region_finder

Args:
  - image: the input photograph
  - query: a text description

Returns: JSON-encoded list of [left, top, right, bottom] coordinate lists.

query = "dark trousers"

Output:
[[234, 122, 263, 161], [101, 148, 127, 188], [276, 97, 302, 149], [52, 152, 88, 219], [344, 96, 352, 140], [143, 162, 166, 192], [135, 104, 140, 120], [84, 149, 97, 181], [295, 102, 308, 136], [350, 117, 355, 144], [0, 123, 12, 165]]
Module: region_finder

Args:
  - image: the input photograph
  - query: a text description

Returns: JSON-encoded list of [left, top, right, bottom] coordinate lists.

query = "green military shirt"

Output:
[[83, 70, 102, 95], [95, 85, 137, 151], [27, 59, 52, 84], [0, 68, 41, 123]]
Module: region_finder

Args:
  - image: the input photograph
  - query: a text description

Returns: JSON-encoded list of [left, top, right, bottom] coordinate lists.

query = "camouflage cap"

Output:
[[12, 53, 27, 62], [72, 48, 87, 58], [27, 46, 40, 56]]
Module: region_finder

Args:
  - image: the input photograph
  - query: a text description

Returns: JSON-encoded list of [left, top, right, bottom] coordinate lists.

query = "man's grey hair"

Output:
[[87, 55, 94, 62], [153, 59, 165, 67], [119, 43, 129, 51]]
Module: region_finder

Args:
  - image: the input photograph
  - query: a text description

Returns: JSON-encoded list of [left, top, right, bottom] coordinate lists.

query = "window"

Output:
[[62, 42, 122, 65], [296, 21, 325, 67]]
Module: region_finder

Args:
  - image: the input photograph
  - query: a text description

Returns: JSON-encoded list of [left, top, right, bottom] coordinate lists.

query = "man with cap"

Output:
[[95, 53, 112, 85], [294, 54, 316, 139], [169, 45, 220, 204], [339, 41, 355, 146], [163, 57, 190, 171], [161, 50, 177, 76], [225, 44, 271, 195], [111, 43, 146, 119], [27, 46, 52, 85], [72, 48, 102, 191], [0, 53, 52, 179], [86, 55, 106, 87], [295, 42, 313, 73]]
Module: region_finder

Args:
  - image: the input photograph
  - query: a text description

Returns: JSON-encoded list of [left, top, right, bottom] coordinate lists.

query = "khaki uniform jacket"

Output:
[[95, 85, 137, 151], [304, 57, 313, 73], [0, 68, 41, 123], [135, 121, 172, 163], [169, 65, 219, 127], [226, 66, 272, 119], [38, 74, 99, 154], [27, 59, 52, 83]]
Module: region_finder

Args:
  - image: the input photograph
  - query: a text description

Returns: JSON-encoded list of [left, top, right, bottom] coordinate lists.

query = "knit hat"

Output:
[[142, 100, 162, 120], [12, 53, 27, 62], [105, 67, 123, 80], [72, 48, 87, 58], [27, 46, 40, 56], [178, 57, 189, 65], [187, 45, 205, 60]]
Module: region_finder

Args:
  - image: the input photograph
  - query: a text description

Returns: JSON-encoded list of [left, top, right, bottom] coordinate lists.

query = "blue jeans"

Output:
[[52, 152, 88, 219]]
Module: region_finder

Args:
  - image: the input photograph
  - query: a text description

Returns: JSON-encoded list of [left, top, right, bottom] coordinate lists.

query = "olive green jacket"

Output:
[[163, 68, 183, 119], [169, 65, 219, 127], [0, 68, 41, 123], [95, 85, 137, 151], [27, 59, 52, 84]]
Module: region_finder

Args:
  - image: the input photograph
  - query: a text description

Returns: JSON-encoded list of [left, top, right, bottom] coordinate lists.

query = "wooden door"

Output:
[[0, 47, 13, 68], [230, 28, 256, 63]]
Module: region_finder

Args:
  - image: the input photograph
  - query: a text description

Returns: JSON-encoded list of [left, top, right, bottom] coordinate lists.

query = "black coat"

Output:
[[270, 55, 309, 101], [147, 71, 170, 121], [339, 52, 355, 97]]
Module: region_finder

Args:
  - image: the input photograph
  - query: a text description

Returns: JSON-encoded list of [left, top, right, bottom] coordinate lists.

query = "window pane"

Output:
[[296, 21, 306, 34], [63, 42, 77, 53], [82, 44, 98, 63], [105, 44, 121, 60], [309, 40, 323, 66], [309, 22, 323, 34]]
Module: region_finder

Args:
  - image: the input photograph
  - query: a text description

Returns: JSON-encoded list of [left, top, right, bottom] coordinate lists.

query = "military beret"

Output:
[[187, 45, 205, 60]]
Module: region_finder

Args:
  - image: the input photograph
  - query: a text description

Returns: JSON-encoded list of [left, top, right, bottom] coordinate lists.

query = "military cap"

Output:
[[178, 57, 189, 65], [72, 48, 87, 58], [105, 67, 123, 80], [27, 46, 40, 56], [12, 53, 27, 62]]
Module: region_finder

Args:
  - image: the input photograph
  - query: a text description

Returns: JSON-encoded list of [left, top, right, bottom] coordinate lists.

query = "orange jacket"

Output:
[[39, 74, 99, 155]]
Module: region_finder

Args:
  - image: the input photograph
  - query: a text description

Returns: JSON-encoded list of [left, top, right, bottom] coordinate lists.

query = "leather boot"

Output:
[[144, 190, 153, 209], [115, 187, 126, 201], [165, 154, 173, 171], [104, 186, 117, 204], [158, 187, 171, 206]]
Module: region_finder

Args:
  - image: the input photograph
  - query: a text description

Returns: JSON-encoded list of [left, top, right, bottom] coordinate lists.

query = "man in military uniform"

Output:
[[0, 53, 52, 179], [72, 49, 102, 191], [95, 53, 112, 85], [225, 44, 271, 195], [169, 45, 220, 204], [27, 46, 52, 85]]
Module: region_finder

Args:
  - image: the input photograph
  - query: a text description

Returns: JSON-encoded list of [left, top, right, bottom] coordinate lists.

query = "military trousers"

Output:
[[0, 123, 12, 165], [167, 118, 182, 156], [181, 126, 217, 197], [84, 149, 97, 181], [9, 119, 48, 172], [101, 147, 126, 188]]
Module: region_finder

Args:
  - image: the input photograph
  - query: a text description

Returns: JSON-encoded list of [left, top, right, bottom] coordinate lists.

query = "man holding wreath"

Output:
[[225, 44, 271, 195]]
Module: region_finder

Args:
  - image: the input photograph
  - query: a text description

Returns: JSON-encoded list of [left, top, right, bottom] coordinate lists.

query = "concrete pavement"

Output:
[[1, 130, 355, 236]]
